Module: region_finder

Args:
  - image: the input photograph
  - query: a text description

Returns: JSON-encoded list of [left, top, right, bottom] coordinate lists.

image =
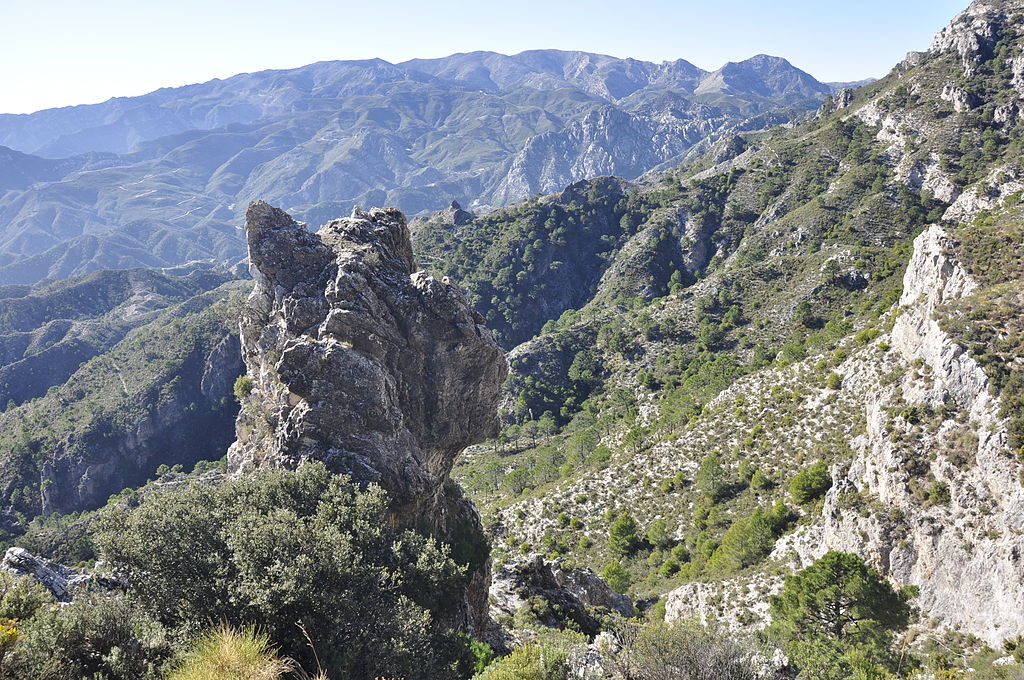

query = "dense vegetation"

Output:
[[0, 465, 491, 680]]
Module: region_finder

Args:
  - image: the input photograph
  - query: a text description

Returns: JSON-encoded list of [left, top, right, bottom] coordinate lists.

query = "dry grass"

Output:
[[165, 625, 297, 680]]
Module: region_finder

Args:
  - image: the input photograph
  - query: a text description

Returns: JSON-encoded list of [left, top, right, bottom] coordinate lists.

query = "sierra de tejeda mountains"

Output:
[[0, 50, 848, 285], [0, 1, 1023, 679]]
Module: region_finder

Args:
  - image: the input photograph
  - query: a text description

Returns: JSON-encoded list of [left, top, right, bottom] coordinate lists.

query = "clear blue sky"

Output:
[[2, 0, 966, 114]]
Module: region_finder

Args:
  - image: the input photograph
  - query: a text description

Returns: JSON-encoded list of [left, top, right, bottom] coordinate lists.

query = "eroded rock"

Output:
[[489, 554, 634, 644], [228, 201, 507, 633]]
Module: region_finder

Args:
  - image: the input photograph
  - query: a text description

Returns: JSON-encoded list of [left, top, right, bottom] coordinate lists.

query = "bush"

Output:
[[605, 619, 761, 680], [826, 373, 843, 390], [706, 502, 794, 575], [96, 464, 469, 680], [602, 561, 632, 593], [476, 631, 586, 680], [233, 375, 254, 401], [696, 452, 729, 502], [790, 462, 832, 505], [0, 572, 50, 622], [4, 595, 172, 680], [645, 518, 673, 549], [750, 470, 771, 491]]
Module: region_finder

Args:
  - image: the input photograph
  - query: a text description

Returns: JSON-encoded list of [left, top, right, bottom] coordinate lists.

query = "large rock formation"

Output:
[[489, 554, 635, 639], [773, 225, 1024, 645], [228, 201, 507, 632]]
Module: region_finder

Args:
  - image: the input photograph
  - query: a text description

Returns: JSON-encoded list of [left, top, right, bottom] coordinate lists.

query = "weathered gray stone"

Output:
[[1, 547, 88, 601], [489, 554, 634, 641], [227, 200, 507, 634]]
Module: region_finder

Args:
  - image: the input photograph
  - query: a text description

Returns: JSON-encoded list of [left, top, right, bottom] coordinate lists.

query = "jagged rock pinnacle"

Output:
[[229, 200, 506, 632], [230, 201, 506, 516]]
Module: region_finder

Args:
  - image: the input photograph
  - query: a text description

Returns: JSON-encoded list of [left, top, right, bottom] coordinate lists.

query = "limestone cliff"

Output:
[[660, 226, 1024, 645], [228, 201, 507, 633], [774, 225, 1024, 645]]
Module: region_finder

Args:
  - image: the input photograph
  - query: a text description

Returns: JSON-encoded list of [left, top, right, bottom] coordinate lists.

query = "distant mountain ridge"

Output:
[[0, 49, 842, 285], [1, 50, 832, 158]]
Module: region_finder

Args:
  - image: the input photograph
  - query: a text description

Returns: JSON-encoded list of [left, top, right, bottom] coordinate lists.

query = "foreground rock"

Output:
[[0, 547, 125, 601], [489, 554, 635, 647], [228, 201, 507, 633]]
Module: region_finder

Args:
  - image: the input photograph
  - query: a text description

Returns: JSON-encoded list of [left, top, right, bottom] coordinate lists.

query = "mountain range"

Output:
[[7, 0, 1024, 676], [0, 50, 844, 285]]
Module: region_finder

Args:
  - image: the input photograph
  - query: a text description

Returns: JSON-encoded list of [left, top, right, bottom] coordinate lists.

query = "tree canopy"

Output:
[[768, 551, 917, 680]]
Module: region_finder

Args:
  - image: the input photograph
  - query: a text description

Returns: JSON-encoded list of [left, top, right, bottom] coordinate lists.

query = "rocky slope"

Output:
[[769, 224, 1024, 645], [228, 200, 507, 633], [0, 51, 835, 285], [0, 276, 246, 529], [440, 0, 1024, 652]]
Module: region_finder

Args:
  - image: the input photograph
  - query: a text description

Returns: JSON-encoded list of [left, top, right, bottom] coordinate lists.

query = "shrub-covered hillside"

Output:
[[419, 0, 1024, 647]]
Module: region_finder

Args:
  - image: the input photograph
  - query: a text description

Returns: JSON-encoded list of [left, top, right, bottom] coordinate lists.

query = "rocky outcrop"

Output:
[[2, 547, 88, 601], [228, 201, 507, 633], [773, 225, 1024, 646], [943, 165, 1024, 223], [941, 83, 979, 112], [931, 1, 1013, 76], [1, 547, 124, 601], [489, 554, 634, 645], [665, 575, 780, 631]]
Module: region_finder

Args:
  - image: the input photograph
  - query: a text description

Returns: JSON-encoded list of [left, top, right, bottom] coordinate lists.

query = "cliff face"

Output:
[[228, 201, 507, 632], [773, 225, 1024, 645], [659, 225, 1024, 645]]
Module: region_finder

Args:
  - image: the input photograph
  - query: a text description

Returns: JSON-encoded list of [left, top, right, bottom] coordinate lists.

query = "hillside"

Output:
[[0, 271, 246, 531], [415, 0, 1024, 651], [0, 51, 835, 285], [2, 0, 1024, 677]]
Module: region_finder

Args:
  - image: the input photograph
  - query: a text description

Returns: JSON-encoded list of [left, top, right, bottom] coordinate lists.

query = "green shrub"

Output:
[[645, 518, 673, 549], [0, 572, 51, 622], [602, 561, 632, 593], [4, 595, 172, 680], [475, 631, 586, 680], [750, 470, 771, 491], [233, 375, 254, 401], [696, 452, 729, 502], [826, 373, 843, 390], [96, 464, 468, 680], [790, 462, 832, 505], [604, 619, 760, 680], [706, 502, 794, 575]]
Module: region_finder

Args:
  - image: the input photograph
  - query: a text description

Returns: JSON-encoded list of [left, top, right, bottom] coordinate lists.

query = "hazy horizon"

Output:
[[2, 0, 964, 115]]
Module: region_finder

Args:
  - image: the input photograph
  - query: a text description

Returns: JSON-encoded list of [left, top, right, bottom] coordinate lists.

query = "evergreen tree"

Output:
[[608, 513, 641, 556], [696, 452, 729, 502], [767, 551, 917, 680]]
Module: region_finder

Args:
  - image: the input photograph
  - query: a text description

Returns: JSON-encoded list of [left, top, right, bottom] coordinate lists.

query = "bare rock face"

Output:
[[931, 1, 1017, 76], [772, 225, 1024, 645], [228, 201, 507, 632]]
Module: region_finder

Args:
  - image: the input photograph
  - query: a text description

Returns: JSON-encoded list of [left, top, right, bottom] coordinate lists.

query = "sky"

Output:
[[1, 0, 966, 115]]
